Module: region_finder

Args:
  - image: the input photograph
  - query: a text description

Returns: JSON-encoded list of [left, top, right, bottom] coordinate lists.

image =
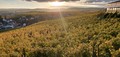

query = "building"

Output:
[[106, 0, 120, 13]]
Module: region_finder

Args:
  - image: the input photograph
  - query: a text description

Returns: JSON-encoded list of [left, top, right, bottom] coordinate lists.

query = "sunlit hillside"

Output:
[[0, 11, 120, 57]]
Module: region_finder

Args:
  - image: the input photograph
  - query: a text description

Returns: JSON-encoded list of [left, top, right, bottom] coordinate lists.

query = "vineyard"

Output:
[[0, 11, 120, 57]]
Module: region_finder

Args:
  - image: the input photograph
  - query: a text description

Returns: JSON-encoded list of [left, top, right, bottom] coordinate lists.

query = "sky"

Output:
[[0, 0, 118, 9]]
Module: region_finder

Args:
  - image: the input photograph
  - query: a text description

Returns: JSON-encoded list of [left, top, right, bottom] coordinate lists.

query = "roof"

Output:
[[109, 0, 120, 4], [107, 0, 120, 7]]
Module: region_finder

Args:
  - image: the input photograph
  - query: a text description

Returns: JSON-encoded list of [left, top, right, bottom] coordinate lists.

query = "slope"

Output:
[[0, 11, 120, 57]]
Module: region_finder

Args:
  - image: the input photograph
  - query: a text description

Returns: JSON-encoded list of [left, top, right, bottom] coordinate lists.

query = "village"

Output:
[[0, 12, 66, 30], [0, 15, 36, 30]]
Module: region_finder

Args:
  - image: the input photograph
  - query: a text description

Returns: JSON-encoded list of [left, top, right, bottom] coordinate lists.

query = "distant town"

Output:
[[0, 16, 29, 30], [0, 15, 36, 30]]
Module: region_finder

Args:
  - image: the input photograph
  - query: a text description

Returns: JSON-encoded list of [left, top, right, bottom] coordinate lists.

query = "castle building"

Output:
[[106, 0, 120, 13]]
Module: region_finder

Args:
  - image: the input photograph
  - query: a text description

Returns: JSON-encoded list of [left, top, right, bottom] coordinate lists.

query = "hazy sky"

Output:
[[0, 0, 118, 9]]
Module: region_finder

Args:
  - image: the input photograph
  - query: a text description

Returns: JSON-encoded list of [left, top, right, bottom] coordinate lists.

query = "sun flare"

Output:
[[49, 1, 65, 7]]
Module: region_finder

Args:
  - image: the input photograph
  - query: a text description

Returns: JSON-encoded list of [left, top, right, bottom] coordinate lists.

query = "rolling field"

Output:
[[0, 11, 120, 57]]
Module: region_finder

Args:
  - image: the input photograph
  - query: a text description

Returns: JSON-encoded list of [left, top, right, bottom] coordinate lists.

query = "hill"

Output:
[[0, 11, 120, 57]]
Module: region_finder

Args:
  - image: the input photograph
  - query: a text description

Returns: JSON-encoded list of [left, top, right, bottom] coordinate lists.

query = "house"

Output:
[[0, 18, 17, 29], [106, 0, 120, 13], [2, 24, 14, 29], [23, 23, 27, 27], [0, 22, 3, 29], [0, 22, 3, 27]]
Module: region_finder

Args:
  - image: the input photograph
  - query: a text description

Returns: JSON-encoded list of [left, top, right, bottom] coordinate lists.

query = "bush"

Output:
[[112, 38, 120, 50]]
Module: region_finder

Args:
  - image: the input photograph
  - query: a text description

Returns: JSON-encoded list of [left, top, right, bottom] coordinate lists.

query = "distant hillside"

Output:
[[0, 11, 120, 57], [0, 10, 84, 31]]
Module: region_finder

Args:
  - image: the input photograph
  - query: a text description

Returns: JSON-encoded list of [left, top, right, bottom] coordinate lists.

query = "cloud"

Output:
[[24, 0, 80, 2], [24, 0, 119, 3], [84, 0, 118, 3]]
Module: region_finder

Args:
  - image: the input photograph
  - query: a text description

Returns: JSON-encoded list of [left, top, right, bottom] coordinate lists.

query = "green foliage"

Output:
[[112, 38, 120, 50], [0, 11, 120, 57], [110, 31, 118, 37]]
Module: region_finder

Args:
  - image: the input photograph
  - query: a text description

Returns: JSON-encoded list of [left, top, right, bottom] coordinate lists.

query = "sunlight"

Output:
[[58, 9, 68, 33], [49, 1, 65, 7]]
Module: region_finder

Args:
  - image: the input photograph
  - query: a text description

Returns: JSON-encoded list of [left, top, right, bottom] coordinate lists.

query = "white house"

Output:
[[106, 0, 120, 13], [3, 24, 14, 29]]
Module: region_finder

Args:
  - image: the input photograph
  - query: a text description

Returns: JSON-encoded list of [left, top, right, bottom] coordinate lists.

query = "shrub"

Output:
[[112, 38, 120, 50]]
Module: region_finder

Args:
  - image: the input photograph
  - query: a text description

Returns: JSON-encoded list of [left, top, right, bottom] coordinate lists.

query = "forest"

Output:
[[0, 10, 120, 57]]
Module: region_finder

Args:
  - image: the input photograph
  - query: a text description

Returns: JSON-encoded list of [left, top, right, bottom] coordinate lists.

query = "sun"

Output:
[[49, 1, 65, 7]]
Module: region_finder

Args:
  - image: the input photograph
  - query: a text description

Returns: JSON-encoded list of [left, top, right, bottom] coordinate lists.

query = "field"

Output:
[[0, 10, 120, 57]]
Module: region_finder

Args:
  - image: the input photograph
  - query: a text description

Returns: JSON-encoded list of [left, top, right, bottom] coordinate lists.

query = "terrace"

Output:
[[106, 0, 120, 13]]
